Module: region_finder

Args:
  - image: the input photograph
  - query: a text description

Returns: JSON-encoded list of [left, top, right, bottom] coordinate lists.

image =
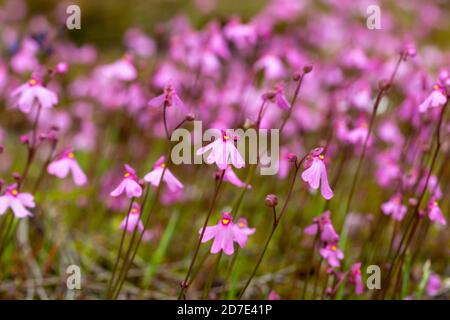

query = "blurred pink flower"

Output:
[[273, 82, 290, 110], [47, 148, 87, 186], [110, 164, 143, 198], [301, 148, 334, 200], [320, 243, 344, 268], [144, 156, 183, 192], [0, 184, 35, 218], [120, 202, 144, 233], [11, 78, 58, 113], [427, 200, 446, 226], [348, 262, 364, 295], [197, 130, 245, 170], [223, 166, 251, 189], [381, 193, 407, 221], [426, 273, 442, 296], [148, 83, 185, 109], [418, 84, 447, 112], [268, 291, 280, 300], [304, 210, 339, 243], [235, 217, 256, 246], [199, 212, 250, 255]]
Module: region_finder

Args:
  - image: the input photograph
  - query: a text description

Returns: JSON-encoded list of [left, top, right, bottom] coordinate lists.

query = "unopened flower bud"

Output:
[[293, 71, 302, 81], [303, 64, 313, 74], [262, 91, 276, 101], [12, 172, 21, 181], [287, 153, 297, 163], [185, 113, 195, 121], [20, 135, 29, 145], [265, 194, 279, 207], [56, 62, 68, 74], [0, 144, 3, 154], [408, 198, 418, 206]]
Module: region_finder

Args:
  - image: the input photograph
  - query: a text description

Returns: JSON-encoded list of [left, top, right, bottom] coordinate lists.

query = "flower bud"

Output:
[[185, 113, 195, 122], [303, 64, 313, 74], [287, 153, 298, 163], [265, 194, 279, 207], [12, 172, 21, 181], [20, 135, 29, 145]]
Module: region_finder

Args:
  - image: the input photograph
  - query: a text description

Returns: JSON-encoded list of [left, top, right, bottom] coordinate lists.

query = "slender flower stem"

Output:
[[312, 257, 323, 299], [32, 139, 58, 194], [19, 104, 42, 190], [301, 232, 319, 299], [342, 87, 386, 226], [111, 171, 160, 299], [238, 162, 301, 299], [178, 170, 225, 300], [202, 251, 223, 299], [380, 102, 447, 299], [106, 197, 135, 298], [279, 73, 305, 134], [342, 53, 405, 229], [163, 102, 171, 142]]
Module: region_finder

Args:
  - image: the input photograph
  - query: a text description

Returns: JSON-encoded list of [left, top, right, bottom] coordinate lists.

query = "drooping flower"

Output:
[[11, 78, 58, 113], [426, 200, 446, 226], [47, 148, 87, 186], [148, 83, 185, 109], [381, 193, 407, 221], [304, 210, 339, 243], [348, 262, 364, 295], [143, 156, 183, 192], [418, 84, 447, 113], [301, 148, 334, 200], [110, 164, 143, 198], [223, 166, 251, 188], [273, 82, 290, 110], [196, 130, 245, 170], [120, 202, 144, 233], [199, 212, 249, 255], [0, 184, 35, 218], [320, 243, 344, 268]]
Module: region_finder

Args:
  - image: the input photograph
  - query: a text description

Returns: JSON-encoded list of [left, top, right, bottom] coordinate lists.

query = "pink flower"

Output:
[[426, 273, 442, 296], [143, 156, 183, 192], [304, 210, 339, 243], [196, 130, 245, 170], [301, 148, 334, 200], [273, 82, 290, 110], [381, 194, 407, 221], [47, 148, 87, 186], [348, 263, 364, 295], [148, 83, 185, 109], [254, 53, 285, 80], [120, 202, 144, 233], [223, 166, 251, 188], [110, 164, 143, 198], [268, 291, 280, 300], [426, 200, 446, 226], [11, 78, 58, 113], [199, 212, 250, 255], [418, 84, 447, 112], [0, 184, 35, 218], [235, 217, 256, 246], [320, 243, 344, 268]]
